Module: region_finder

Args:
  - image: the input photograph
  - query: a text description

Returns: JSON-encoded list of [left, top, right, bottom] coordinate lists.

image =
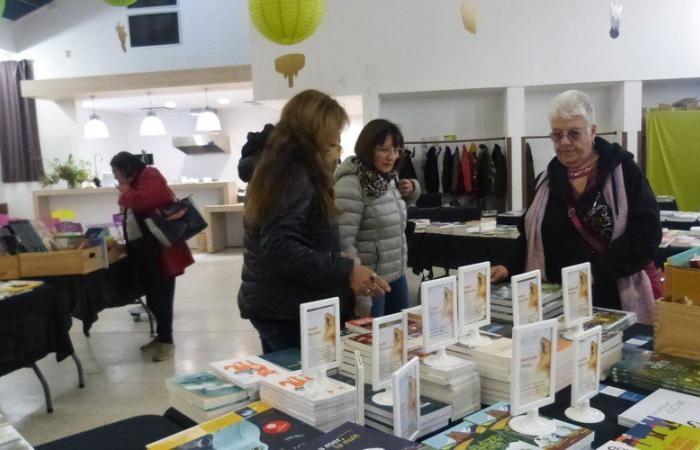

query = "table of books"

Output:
[[0, 283, 84, 413]]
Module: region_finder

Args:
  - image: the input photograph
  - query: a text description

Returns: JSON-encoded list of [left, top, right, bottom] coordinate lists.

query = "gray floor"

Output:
[[0, 249, 423, 446]]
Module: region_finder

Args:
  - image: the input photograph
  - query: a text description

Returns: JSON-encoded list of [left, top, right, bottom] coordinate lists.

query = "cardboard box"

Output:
[[664, 247, 700, 304], [0, 255, 20, 280], [19, 247, 105, 277], [655, 296, 700, 362]]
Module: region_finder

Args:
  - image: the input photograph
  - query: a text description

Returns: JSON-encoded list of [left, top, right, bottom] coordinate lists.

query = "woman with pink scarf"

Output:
[[491, 90, 662, 324]]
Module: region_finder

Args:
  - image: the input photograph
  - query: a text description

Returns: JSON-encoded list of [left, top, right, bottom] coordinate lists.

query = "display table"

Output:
[[0, 284, 85, 413]]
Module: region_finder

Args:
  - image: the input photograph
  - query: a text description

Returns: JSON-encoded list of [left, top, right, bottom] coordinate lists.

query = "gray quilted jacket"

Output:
[[334, 157, 420, 283]]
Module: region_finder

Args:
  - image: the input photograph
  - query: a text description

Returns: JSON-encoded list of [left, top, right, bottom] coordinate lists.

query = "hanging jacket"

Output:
[[451, 146, 464, 195], [461, 144, 473, 193], [469, 143, 479, 193], [492, 144, 508, 198], [525, 143, 536, 205], [441, 146, 453, 194], [334, 157, 421, 283], [398, 148, 418, 181], [476, 144, 493, 196], [424, 146, 440, 193]]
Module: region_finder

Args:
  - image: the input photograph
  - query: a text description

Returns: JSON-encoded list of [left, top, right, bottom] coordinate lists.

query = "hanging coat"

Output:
[[424, 146, 440, 193], [398, 148, 418, 181], [525, 142, 536, 205], [469, 143, 479, 193], [460, 144, 473, 193], [441, 146, 453, 194], [476, 144, 494, 196], [492, 144, 508, 198], [452, 146, 464, 195]]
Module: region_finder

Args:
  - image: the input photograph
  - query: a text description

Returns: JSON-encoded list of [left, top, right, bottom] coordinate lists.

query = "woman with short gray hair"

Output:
[[492, 90, 662, 323]]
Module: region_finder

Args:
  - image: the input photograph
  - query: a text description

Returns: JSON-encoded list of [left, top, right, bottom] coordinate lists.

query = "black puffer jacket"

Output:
[[238, 124, 274, 182], [238, 164, 355, 321]]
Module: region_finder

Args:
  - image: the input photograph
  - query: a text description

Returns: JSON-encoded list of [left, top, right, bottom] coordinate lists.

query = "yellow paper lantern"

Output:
[[103, 0, 138, 6], [0, 0, 5, 17], [249, 0, 324, 46]]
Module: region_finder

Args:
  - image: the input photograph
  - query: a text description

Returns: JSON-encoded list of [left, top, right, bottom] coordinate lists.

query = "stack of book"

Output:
[[611, 347, 700, 396], [618, 388, 700, 428], [259, 371, 357, 432], [421, 401, 595, 450], [450, 330, 623, 405], [608, 416, 700, 449], [209, 354, 292, 390], [146, 401, 323, 450], [299, 421, 422, 450], [558, 307, 637, 333], [409, 349, 481, 421], [490, 283, 563, 322], [0, 415, 33, 450], [165, 371, 257, 423]]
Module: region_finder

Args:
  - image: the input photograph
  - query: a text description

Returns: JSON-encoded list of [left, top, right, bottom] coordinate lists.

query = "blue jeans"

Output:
[[370, 274, 409, 317]]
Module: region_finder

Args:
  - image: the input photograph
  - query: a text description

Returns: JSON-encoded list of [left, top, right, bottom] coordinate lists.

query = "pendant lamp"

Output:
[[84, 96, 110, 139], [140, 92, 166, 136], [249, 0, 324, 45], [195, 88, 222, 133]]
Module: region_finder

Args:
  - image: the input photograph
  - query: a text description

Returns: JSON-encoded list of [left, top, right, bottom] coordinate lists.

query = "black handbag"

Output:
[[143, 196, 208, 248]]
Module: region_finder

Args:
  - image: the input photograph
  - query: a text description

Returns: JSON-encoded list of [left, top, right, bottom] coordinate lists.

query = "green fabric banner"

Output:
[[646, 110, 700, 211]]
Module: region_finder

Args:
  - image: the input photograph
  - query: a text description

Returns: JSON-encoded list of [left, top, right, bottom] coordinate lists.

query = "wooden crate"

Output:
[[664, 265, 700, 304], [655, 296, 700, 362], [0, 255, 20, 280], [19, 247, 105, 277]]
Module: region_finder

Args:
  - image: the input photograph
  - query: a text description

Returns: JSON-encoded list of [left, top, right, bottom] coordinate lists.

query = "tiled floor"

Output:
[[0, 249, 423, 446]]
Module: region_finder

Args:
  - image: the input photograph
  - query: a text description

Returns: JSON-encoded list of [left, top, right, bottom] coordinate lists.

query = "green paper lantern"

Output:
[[249, 0, 324, 46], [103, 0, 138, 6], [0, 0, 5, 18]]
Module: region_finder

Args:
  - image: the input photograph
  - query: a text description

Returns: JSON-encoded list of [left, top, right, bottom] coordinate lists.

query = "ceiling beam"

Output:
[[21, 64, 252, 101]]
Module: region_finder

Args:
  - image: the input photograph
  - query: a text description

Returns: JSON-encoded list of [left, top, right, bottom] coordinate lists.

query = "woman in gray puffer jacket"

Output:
[[334, 119, 420, 317]]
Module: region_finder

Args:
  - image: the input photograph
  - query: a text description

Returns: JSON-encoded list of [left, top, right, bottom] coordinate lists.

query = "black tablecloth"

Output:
[[32, 257, 144, 334], [0, 284, 74, 377]]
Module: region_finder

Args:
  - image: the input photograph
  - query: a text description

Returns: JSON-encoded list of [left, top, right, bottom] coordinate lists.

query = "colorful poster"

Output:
[[572, 327, 602, 404], [421, 276, 458, 351], [372, 313, 407, 390], [511, 271, 543, 327], [300, 298, 340, 374], [511, 319, 557, 415], [563, 263, 593, 327], [458, 262, 491, 331], [393, 357, 420, 441]]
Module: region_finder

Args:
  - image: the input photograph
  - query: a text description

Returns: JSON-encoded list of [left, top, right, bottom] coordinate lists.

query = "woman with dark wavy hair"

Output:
[[239, 90, 390, 353]]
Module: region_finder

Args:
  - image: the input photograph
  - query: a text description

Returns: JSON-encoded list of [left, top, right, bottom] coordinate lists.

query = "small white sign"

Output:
[[372, 313, 408, 391], [510, 319, 558, 416], [562, 263, 593, 329], [571, 326, 602, 405], [299, 297, 341, 376], [511, 270, 543, 327], [421, 276, 459, 353], [392, 357, 420, 441], [355, 350, 365, 426], [457, 262, 491, 333]]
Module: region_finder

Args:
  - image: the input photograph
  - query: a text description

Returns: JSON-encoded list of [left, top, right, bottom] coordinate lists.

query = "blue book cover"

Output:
[[167, 372, 248, 410]]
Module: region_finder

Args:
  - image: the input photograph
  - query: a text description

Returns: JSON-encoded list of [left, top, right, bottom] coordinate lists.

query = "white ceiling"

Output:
[[82, 88, 364, 116]]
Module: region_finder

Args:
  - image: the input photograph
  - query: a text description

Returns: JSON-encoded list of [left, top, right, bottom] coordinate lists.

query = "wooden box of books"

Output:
[[664, 247, 700, 304], [0, 255, 20, 280], [19, 246, 105, 277], [655, 296, 700, 362]]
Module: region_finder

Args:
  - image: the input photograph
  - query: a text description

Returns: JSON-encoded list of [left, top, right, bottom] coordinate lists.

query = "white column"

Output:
[[622, 81, 643, 159], [505, 87, 526, 210], [362, 92, 380, 124]]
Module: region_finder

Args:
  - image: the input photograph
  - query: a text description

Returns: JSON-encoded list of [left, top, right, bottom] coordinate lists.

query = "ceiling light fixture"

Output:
[[140, 92, 166, 136], [164, 101, 177, 109], [83, 95, 110, 139], [196, 88, 222, 132], [217, 97, 231, 105]]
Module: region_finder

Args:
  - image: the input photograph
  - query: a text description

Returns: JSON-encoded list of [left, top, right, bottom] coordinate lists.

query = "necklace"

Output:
[[568, 156, 599, 180]]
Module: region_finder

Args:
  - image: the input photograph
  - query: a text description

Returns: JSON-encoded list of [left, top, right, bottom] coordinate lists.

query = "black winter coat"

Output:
[[238, 167, 355, 321], [505, 137, 661, 309], [238, 124, 274, 182], [424, 146, 440, 193]]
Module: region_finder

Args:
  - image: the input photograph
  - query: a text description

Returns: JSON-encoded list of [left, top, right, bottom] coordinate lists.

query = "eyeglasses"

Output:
[[376, 146, 404, 157], [549, 129, 584, 144]]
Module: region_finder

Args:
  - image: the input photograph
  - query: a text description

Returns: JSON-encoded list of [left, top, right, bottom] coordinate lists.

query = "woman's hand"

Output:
[[351, 265, 391, 297], [398, 179, 414, 197], [491, 265, 509, 283]]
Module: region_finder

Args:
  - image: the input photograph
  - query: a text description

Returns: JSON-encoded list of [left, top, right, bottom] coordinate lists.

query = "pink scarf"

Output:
[[524, 165, 655, 324]]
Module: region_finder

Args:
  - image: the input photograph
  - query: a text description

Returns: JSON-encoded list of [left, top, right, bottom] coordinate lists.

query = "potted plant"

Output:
[[41, 154, 92, 189]]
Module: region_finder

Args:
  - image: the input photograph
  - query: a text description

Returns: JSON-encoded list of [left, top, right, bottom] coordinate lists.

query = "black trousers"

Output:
[[128, 238, 176, 343], [249, 318, 300, 354]]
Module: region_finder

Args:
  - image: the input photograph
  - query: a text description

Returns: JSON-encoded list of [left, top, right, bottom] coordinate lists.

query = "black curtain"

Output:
[[0, 60, 44, 182]]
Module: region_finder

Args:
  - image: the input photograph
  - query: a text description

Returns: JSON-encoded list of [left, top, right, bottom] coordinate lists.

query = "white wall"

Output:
[[0, 18, 14, 53], [11, 0, 249, 79], [251, 0, 700, 101]]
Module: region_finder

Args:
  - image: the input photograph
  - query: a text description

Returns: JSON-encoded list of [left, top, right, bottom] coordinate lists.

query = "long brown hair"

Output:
[[245, 90, 349, 227]]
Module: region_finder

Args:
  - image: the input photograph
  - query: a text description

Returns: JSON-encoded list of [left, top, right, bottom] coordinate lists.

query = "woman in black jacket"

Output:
[[238, 90, 390, 353], [492, 90, 661, 323]]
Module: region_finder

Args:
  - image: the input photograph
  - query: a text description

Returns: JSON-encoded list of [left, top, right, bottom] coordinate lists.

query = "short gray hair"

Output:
[[548, 90, 596, 126]]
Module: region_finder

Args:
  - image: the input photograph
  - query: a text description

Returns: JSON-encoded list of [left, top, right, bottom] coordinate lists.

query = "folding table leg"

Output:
[[30, 363, 53, 413], [71, 353, 85, 388]]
